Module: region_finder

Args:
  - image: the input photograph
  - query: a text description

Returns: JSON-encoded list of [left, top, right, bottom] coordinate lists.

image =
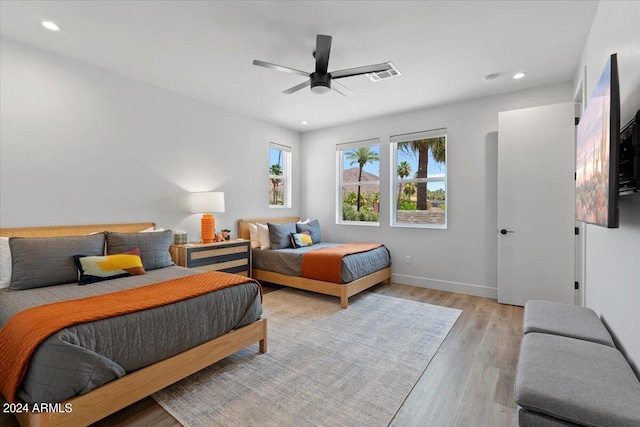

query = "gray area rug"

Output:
[[153, 288, 462, 427]]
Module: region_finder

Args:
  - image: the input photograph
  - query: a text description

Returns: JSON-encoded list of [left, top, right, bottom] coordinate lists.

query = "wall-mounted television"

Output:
[[619, 110, 640, 195], [576, 53, 620, 228]]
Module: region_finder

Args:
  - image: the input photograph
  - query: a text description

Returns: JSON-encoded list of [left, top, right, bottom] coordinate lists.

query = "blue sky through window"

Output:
[[343, 146, 381, 176], [269, 147, 284, 170]]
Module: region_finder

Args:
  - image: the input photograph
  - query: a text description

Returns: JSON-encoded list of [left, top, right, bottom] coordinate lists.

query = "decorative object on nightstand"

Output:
[[170, 240, 251, 276], [174, 230, 187, 245], [191, 191, 225, 244]]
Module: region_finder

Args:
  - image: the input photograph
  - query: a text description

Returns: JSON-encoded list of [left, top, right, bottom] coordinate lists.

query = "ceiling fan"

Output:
[[253, 34, 392, 97]]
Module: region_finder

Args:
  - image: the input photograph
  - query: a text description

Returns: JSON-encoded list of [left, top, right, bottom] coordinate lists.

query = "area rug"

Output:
[[152, 288, 462, 427]]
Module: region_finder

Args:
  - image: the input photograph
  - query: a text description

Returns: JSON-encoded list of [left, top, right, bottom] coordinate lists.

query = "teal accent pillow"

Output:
[[290, 231, 313, 249], [296, 219, 321, 244], [267, 222, 296, 250]]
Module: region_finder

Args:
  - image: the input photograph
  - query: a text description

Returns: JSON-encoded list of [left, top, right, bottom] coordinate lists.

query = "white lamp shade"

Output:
[[191, 192, 225, 213]]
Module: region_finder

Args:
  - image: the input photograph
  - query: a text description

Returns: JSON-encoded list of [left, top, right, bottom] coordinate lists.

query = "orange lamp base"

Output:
[[201, 213, 216, 243]]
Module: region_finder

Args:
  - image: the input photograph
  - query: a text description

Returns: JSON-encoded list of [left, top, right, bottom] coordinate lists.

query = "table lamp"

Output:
[[191, 191, 225, 244]]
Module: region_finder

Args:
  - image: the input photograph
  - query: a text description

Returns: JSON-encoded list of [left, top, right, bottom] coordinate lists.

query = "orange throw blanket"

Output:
[[301, 243, 383, 284], [0, 272, 261, 403]]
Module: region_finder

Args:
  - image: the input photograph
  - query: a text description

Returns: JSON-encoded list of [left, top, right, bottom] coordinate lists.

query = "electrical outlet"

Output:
[[405, 256, 412, 264]]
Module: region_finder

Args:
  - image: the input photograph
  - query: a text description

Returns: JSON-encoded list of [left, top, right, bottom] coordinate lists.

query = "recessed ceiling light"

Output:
[[301, 121, 308, 125], [483, 73, 500, 83], [513, 72, 526, 79], [41, 21, 61, 31]]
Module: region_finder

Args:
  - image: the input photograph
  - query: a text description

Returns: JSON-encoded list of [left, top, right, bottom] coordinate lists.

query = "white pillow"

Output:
[[257, 223, 271, 250], [0, 237, 11, 288], [297, 218, 310, 224], [249, 224, 260, 249], [140, 227, 165, 232]]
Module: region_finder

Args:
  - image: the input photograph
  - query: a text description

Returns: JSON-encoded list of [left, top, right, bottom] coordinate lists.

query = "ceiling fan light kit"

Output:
[[253, 34, 394, 97], [310, 72, 332, 94]]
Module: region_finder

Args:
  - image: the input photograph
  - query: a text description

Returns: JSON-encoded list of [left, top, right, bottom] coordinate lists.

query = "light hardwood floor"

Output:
[[0, 283, 523, 427]]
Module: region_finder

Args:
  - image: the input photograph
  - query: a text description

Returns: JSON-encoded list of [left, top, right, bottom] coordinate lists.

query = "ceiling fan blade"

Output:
[[331, 81, 354, 97], [253, 60, 309, 78], [282, 80, 311, 95], [331, 62, 392, 79], [315, 34, 332, 74]]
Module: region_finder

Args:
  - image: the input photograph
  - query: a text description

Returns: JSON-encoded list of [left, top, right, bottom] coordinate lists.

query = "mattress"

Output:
[[252, 242, 391, 283], [0, 266, 262, 404]]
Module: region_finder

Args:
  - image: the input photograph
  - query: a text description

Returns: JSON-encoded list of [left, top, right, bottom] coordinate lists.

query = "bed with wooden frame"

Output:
[[238, 217, 392, 309], [0, 222, 267, 427]]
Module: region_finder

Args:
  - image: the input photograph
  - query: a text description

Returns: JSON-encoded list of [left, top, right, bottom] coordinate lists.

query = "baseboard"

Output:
[[391, 273, 498, 299]]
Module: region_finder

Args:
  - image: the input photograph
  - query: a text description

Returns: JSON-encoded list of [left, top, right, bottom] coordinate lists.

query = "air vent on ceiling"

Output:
[[366, 62, 401, 82]]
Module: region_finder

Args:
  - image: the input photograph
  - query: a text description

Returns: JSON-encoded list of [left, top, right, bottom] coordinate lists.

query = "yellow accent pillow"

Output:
[[74, 248, 145, 285], [290, 232, 313, 248]]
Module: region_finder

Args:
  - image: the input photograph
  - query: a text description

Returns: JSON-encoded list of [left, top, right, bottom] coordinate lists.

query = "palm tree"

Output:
[[371, 191, 380, 213], [345, 147, 379, 211], [399, 137, 445, 210], [404, 182, 416, 203], [269, 164, 283, 205], [397, 161, 412, 206]]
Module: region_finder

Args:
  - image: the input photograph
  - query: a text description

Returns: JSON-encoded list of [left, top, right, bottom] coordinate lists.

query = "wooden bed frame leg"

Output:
[[259, 318, 268, 353], [340, 288, 348, 309]]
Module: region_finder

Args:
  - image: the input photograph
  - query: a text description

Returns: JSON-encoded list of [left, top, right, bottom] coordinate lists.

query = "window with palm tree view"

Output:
[[269, 143, 291, 207], [337, 139, 380, 224], [392, 129, 447, 227]]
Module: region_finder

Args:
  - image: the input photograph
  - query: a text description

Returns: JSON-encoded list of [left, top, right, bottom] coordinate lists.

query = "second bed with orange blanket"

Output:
[[301, 243, 384, 283], [253, 242, 391, 284]]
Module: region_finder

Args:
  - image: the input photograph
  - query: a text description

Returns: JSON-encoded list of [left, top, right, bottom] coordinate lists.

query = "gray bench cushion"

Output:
[[523, 300, 615, 347], [519, 408, 582, 427], [516, 333, 640, 427]]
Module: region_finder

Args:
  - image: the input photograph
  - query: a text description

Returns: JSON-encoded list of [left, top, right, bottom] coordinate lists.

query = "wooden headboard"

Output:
[[0, 222, 156, 238], [237, 217, 300, 240]]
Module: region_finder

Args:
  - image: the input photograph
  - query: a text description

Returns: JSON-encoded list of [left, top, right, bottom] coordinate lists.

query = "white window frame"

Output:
[[269, 142, 291, 208], [391, 128, 447, 229], [336, 138, 381, 226]]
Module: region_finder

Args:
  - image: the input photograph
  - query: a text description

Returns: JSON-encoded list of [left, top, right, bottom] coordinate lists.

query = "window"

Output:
[[269, 143, 291, 207], [391, 129, 447, 228], [337, 139, 380, 224]]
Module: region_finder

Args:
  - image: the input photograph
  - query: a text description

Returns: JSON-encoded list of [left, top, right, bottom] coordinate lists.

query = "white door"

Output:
[[498, 103, 576, 306]]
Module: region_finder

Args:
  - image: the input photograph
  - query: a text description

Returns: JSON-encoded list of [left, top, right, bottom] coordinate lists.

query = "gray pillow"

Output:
[[296, 220, 321, 244], [9, 233, 106, 290], [106, 230, 173, 271], [267, 222, 296, 250]]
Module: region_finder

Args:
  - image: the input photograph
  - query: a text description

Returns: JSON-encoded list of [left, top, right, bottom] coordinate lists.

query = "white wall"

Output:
[[301, 83, 573, 298], [0, 38, 301, 239], [574, 1, 640, 375]]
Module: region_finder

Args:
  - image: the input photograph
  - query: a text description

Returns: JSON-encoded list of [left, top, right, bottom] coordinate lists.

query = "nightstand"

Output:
[[169, 240, 251, 277]]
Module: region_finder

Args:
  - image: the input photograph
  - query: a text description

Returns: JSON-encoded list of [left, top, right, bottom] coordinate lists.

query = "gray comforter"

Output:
[[0, 266, 262, 404], [252, 243, 391, 283]]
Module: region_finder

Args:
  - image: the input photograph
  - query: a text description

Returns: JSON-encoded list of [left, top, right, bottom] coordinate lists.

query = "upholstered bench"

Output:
[[523, 300, 615, 347], [515, 300, 640, 427]]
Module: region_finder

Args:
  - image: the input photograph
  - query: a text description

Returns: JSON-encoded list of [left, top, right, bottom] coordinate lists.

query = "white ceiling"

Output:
[[0, 1, 599, 132]]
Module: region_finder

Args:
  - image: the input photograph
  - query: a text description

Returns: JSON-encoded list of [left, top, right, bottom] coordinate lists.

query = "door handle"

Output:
[[500, 229, 515, 235]]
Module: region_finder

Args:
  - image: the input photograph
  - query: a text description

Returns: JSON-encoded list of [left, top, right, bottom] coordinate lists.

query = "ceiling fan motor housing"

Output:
[[310, 72, 332, 94]]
